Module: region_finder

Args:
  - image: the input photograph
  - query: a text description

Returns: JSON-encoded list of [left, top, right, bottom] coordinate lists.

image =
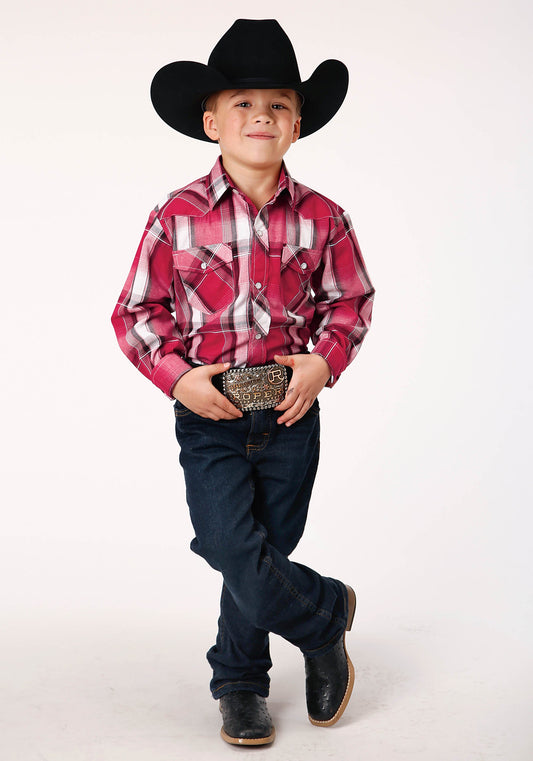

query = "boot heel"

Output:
[[345, 585, 356, 631]]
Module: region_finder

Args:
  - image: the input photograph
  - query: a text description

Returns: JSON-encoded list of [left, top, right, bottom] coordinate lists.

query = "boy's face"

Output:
[[202, 88, 301, 173]]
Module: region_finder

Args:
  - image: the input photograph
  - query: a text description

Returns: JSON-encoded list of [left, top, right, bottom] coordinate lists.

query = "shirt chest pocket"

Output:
[[280, 245, 322, 307], [173, 243, 234, 314]]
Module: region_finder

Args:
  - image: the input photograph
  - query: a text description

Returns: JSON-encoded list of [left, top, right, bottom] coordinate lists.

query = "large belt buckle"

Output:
[[223, 364, 288, 412]]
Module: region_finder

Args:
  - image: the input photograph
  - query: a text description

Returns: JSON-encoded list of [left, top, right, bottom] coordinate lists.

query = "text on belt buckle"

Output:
[[222, 365, 288, 411]]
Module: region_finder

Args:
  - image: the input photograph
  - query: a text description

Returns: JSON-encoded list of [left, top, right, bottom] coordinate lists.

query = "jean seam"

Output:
[[220, 585, 227, 647], [246, 415, 271, 455], [262, 555, 344, 626], [246, 443, 269, 455]]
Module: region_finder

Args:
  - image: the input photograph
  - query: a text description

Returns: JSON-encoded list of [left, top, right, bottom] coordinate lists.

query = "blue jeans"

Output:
[[173, 398, 349, 699]]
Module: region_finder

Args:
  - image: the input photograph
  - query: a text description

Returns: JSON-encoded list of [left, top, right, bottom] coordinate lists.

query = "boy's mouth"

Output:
[[246, 132, 276, 140]]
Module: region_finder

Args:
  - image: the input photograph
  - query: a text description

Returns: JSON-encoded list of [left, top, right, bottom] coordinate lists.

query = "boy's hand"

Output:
[[172, 363, 243, 420], [273, 354, 330, 426]]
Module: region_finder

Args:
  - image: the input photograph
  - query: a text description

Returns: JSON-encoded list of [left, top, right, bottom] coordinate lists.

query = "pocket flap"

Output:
[[174, 243, 233, 272], [281, 245, 321, 274]]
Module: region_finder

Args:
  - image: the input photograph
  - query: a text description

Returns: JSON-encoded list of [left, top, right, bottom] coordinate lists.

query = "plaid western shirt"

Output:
[[111, 157, 374, 398]]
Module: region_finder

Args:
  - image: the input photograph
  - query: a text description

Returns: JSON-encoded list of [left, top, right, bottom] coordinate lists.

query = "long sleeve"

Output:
[[111, 208, 191, 397], [310, 210, 375, 386]]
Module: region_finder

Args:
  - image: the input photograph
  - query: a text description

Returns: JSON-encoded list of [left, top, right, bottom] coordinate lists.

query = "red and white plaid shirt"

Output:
[[112, 157, 374, 398]]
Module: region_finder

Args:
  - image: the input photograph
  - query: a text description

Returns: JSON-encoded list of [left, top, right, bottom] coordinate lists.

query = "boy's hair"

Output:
[[203, 90, 303, 115]]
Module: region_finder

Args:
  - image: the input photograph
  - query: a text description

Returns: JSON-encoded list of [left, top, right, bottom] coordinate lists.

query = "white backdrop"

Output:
[[2, 1, 532, 759]]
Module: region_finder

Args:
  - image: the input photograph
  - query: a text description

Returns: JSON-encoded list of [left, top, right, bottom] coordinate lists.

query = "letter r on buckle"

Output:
[[268, 368, 284, 384]]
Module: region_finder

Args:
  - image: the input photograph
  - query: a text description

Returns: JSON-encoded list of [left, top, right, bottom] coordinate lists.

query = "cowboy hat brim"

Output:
[[150, 58, 348, 142]]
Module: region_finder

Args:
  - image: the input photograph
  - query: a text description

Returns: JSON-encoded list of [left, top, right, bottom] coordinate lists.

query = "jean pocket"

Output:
[[173, 399, 193, 418]]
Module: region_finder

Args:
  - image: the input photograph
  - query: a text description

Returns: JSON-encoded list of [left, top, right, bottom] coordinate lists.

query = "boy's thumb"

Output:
[[208, 362, 231, 376], [274, 354, 290, 365]]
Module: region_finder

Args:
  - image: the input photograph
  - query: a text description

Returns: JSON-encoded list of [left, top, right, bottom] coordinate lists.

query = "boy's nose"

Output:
[[251, 105, 273, 123], [253, 112, 272, 124]]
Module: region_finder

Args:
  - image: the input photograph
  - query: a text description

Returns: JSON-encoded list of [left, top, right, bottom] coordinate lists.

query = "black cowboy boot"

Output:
[[304, 584, 356, 726], [219, 691, 275, 745]]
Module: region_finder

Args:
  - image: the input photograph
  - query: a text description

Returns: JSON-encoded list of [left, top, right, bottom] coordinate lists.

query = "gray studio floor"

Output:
[[3, 603, 530, 760]]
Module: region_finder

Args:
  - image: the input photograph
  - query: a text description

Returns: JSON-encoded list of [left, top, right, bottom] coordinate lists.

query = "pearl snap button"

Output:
[[255, 334, 261, 340], [201, 262, 207, 269], [255, 282, 262, 289], [256, 229, 263, 237], [301, 262, 308, 270]]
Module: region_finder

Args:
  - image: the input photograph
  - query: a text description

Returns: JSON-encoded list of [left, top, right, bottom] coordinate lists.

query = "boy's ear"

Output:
[[203, 111, 219, 142], [292, 116, 302, 143]]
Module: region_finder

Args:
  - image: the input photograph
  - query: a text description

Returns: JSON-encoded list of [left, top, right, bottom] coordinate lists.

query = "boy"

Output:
[[112, 19, 374, 746]]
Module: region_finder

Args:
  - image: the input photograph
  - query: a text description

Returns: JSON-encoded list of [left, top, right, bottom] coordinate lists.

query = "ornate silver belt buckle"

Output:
[[223, 365, 288, 411]]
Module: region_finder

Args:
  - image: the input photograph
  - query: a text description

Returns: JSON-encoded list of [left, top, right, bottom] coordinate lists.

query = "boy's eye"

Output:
[[234, 101, 287, 109]]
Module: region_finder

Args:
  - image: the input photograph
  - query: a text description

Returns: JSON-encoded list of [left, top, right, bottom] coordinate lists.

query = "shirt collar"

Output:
[[206, 155, 296, 210], [206, 156, 232, 209], [277, 162, 295, 206]]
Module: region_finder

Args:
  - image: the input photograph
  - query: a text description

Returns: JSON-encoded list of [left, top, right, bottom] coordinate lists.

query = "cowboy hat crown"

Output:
[[150, 19, 349, 142]]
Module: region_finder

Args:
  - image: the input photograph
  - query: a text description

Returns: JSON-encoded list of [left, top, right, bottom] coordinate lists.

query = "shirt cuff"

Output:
[[312, 338, 347, 387], [152, 353, 192, 398]]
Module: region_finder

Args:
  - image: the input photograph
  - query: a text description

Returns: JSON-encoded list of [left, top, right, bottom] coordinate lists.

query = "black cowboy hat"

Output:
[[150, 19, 349, 142]]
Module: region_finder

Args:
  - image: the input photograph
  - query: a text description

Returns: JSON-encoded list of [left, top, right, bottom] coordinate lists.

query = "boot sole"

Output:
[[220, 727, 276, 745]]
